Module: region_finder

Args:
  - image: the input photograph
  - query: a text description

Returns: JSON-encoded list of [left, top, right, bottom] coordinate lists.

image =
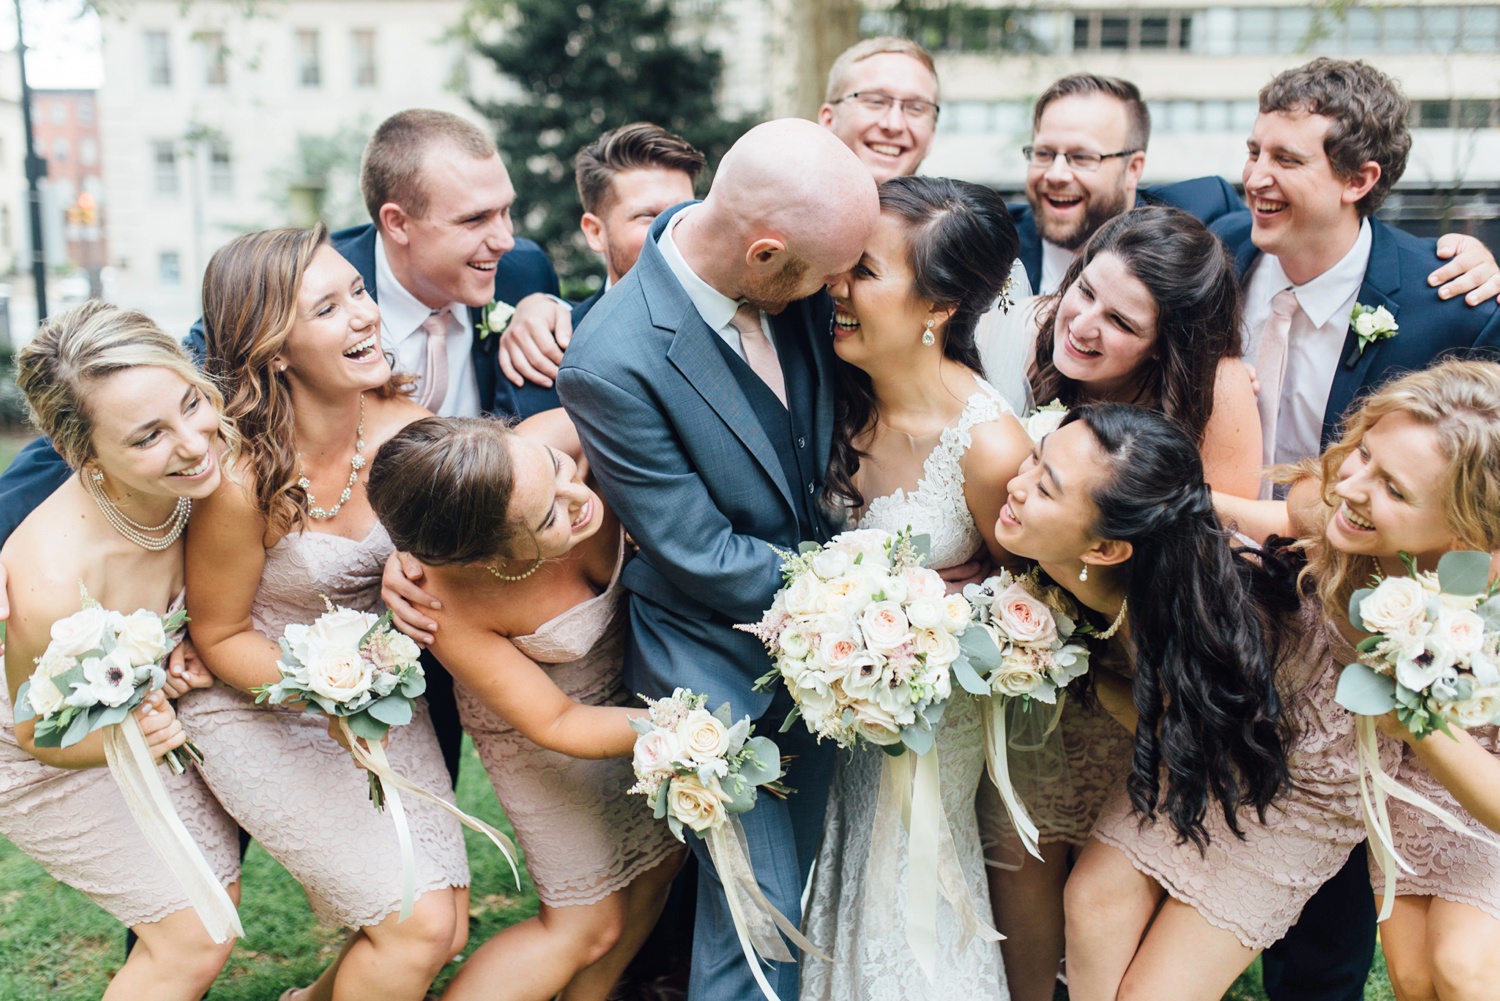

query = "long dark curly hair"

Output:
[[1065, 403, 1296, 848], [826, 175, 1020, 510], [1030, 207, 1242, 445]]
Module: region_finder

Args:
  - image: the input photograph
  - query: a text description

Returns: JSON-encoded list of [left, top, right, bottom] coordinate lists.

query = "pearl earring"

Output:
[[921, 319, 935, 346], [1078, 564, 1089, 582]]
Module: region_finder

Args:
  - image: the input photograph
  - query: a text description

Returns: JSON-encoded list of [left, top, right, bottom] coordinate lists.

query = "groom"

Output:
[[556, 119, 877, 1000]]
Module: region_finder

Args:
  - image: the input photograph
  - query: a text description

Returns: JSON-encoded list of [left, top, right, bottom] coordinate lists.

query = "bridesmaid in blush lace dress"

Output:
[[368, 411, 682, 1001], [1, 302, 240, 1000], [183, 226, 469, 1001]]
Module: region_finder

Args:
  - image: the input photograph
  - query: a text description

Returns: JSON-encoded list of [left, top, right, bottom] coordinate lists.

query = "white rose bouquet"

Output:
[[14, 587, 199, 774], [1336, 550, 1500, 739], [253, 602, 424, 808], [627, 688, 786, 840], [1022, 399, 1069, 442], [629, 689, 814, 1000], [12, 586, 242, 943], [740, 527, 972, 755], [958, 569, 1093, 861]]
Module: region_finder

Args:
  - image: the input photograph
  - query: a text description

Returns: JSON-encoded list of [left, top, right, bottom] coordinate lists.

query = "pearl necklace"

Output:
[[85, 470, 190, 551], [298, 395, 366, 520], [1096, 598, 1129, 641]]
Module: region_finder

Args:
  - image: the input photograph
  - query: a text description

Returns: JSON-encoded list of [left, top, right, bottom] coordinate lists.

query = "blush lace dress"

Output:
[[177, 523, 470, 928], [800, 376, 1012, 1001], [0, 594, 240, 927], [1088, 604, 1382, 949], [455, 532, 679, 907]]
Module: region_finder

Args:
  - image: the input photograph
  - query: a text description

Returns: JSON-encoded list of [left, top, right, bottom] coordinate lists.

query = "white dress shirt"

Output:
[[1038, 239, 1077, 296], [374, 234, 480, 418], [658, 207, 766, 361], [1241, 219, 1372, 466]]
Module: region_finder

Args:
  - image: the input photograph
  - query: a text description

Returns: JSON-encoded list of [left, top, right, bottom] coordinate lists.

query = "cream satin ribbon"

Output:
[[708, 816, 826, 1001], [340, 719, 520, 922], [1354, 715, 1500, 922], [102, 714, 243, 944], [980, 695, 1066, 864]]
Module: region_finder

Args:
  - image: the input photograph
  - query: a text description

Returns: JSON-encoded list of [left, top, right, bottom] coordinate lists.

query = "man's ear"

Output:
[[1341, 161, 1381, 208], [746, 236, 787, 267], [580, 212, 606, 255], [378, 202, 412, 246]]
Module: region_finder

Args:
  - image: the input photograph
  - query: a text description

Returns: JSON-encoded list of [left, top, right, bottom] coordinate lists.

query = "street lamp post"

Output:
[[15, 0, 48, 321]]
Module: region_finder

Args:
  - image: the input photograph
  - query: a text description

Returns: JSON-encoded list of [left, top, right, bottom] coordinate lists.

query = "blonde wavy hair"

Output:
[[1297, 358, 1500, 615], [17, 299, 236, 471], [200, 224, 411, 538]]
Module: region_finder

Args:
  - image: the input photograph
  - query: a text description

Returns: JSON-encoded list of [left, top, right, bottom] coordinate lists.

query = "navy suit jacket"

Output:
[[556, 205, 839, 720], [0, 224, 561, 547], [1212, 212, 1500, 446], [1011, 175, 1244, 292]]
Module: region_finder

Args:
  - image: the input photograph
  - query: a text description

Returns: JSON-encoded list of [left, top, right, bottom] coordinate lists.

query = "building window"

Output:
[[1071, 10, 1194, 52], [159, 250, 181, 285], [77, 99, 93, 125], [200, 30, 227, 86], [152, 140, 178, 196], [208, 141, 233, 197], [296, 29, 322, 87], [50, 101, 67, 124], [52, 138, 68, 164], [352, 29, 377, 87], [144, 30, 172, 87], [79, 136, 98, 166]]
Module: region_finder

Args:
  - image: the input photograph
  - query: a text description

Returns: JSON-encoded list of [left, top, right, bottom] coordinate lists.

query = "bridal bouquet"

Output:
[[255, 601, 518, 923], [1336, 550, 1500, 738], [628, 688, 786, 840], [253, 603, 424, 807], [12, 588, 241, 943], [14, 589, 199, 774], [1334, 550, 1500, 920], [741, 528, 973, 754], [629, 689, 813, 1001]]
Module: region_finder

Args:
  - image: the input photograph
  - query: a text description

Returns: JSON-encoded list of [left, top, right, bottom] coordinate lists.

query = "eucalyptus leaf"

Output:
[[902, 723, 935, 756], [95, 702, 131, 728], [1356, 635, 1383, 653], [1347, 588, 1374, 632], [722, 778, 757, 815], [652, 781, 670, 820], [1334, 662, 1396, 716], [366, 695, 413, 727], [797, 541, 819, 555], [345, 711, 390, 741], [711, 703, 734, 728], [1438, 551, 1493, 597], [736, 736, 781, 786], [61, 706, 96, 747], [960, 627, 1002, 671], [910, 533, 933, 563], [399, 675, 427, 699], [951, 655, 990, 696], [12, 682, 35, 723]]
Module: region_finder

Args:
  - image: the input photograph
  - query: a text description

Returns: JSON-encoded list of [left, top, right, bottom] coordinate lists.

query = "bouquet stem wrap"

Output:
[[102, 714, 242, 943], [1354, 715, 1500, 921], [863, 749, 1002, 982], [709, 816, 825, 1001], [339, 719, 520, 922]]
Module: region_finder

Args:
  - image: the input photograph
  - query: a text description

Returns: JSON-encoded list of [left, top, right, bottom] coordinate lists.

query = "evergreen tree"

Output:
[[464, 0, 756, 293]]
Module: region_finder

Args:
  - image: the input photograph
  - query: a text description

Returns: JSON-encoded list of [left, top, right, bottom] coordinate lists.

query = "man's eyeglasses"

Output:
[[1023, 147, 1138, 172], [833, 91, 940, 122]]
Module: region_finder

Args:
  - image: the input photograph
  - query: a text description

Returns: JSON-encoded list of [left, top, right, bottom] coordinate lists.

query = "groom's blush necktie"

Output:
[[730, 302, 787, 408], [417, 307, 454, 413], [1255, 288, 1300, 469]]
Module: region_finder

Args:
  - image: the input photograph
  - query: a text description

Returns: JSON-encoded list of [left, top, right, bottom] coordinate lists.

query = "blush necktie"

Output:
[[417, 307, 453, 413], [1255, 288, 1300, 471], [729, 302, 787, 408]]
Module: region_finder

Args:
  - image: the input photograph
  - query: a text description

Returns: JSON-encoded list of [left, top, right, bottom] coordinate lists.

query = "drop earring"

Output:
[[921, 319, 935, 346], [1078, 564, 1089, 582]]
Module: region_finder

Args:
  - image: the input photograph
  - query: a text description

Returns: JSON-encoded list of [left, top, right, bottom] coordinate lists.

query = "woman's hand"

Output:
[[134, 691, 188, 760], [381, 550, 439, 645], [161, 638, 215, 698], [324, 715, 388, 766]]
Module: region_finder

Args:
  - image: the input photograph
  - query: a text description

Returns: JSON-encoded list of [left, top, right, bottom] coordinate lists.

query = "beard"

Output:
[[742, 255, 811, 315], [1028, 179, 1131, 250]]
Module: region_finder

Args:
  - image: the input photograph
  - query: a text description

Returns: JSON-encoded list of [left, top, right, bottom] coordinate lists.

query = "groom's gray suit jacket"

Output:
[[556, 203, 839, 718]]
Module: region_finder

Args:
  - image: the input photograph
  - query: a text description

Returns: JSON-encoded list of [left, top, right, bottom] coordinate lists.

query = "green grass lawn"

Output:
[[0, 438, 1398, 1000]]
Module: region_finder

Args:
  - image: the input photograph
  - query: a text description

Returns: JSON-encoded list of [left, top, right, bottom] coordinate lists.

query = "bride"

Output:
[[800, 175, 1031, 1000]]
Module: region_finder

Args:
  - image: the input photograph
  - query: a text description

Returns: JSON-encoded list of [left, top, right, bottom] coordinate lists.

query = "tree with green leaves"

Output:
[[460, 0, 755, 295]]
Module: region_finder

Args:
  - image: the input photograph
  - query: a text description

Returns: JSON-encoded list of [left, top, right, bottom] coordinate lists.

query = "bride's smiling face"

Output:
[[827, 212, 941, 370], [503, 436, 604, 562]]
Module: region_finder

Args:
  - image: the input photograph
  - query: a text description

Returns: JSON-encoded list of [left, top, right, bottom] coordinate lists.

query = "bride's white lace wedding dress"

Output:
[[800, 375, 1012, 1001]]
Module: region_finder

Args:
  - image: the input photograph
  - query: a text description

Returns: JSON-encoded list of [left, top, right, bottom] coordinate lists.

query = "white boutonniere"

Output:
[[1022, 399, 1069, 442], [1349, 302, 1398, 357], [480, 300, 516, 340]]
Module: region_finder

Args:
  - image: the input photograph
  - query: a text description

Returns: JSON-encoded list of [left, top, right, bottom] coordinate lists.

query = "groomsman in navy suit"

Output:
[[558, 120, 877, 1001], [1214, 58, 1499, 1001]]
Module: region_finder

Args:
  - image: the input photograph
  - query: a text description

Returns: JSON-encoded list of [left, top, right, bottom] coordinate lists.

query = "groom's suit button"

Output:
[[807, 483, 816, 495], [797, 436, 806, 449]]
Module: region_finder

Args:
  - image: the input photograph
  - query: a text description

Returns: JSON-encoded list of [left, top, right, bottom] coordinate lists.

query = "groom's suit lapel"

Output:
[[637, 237, 797, 511]]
